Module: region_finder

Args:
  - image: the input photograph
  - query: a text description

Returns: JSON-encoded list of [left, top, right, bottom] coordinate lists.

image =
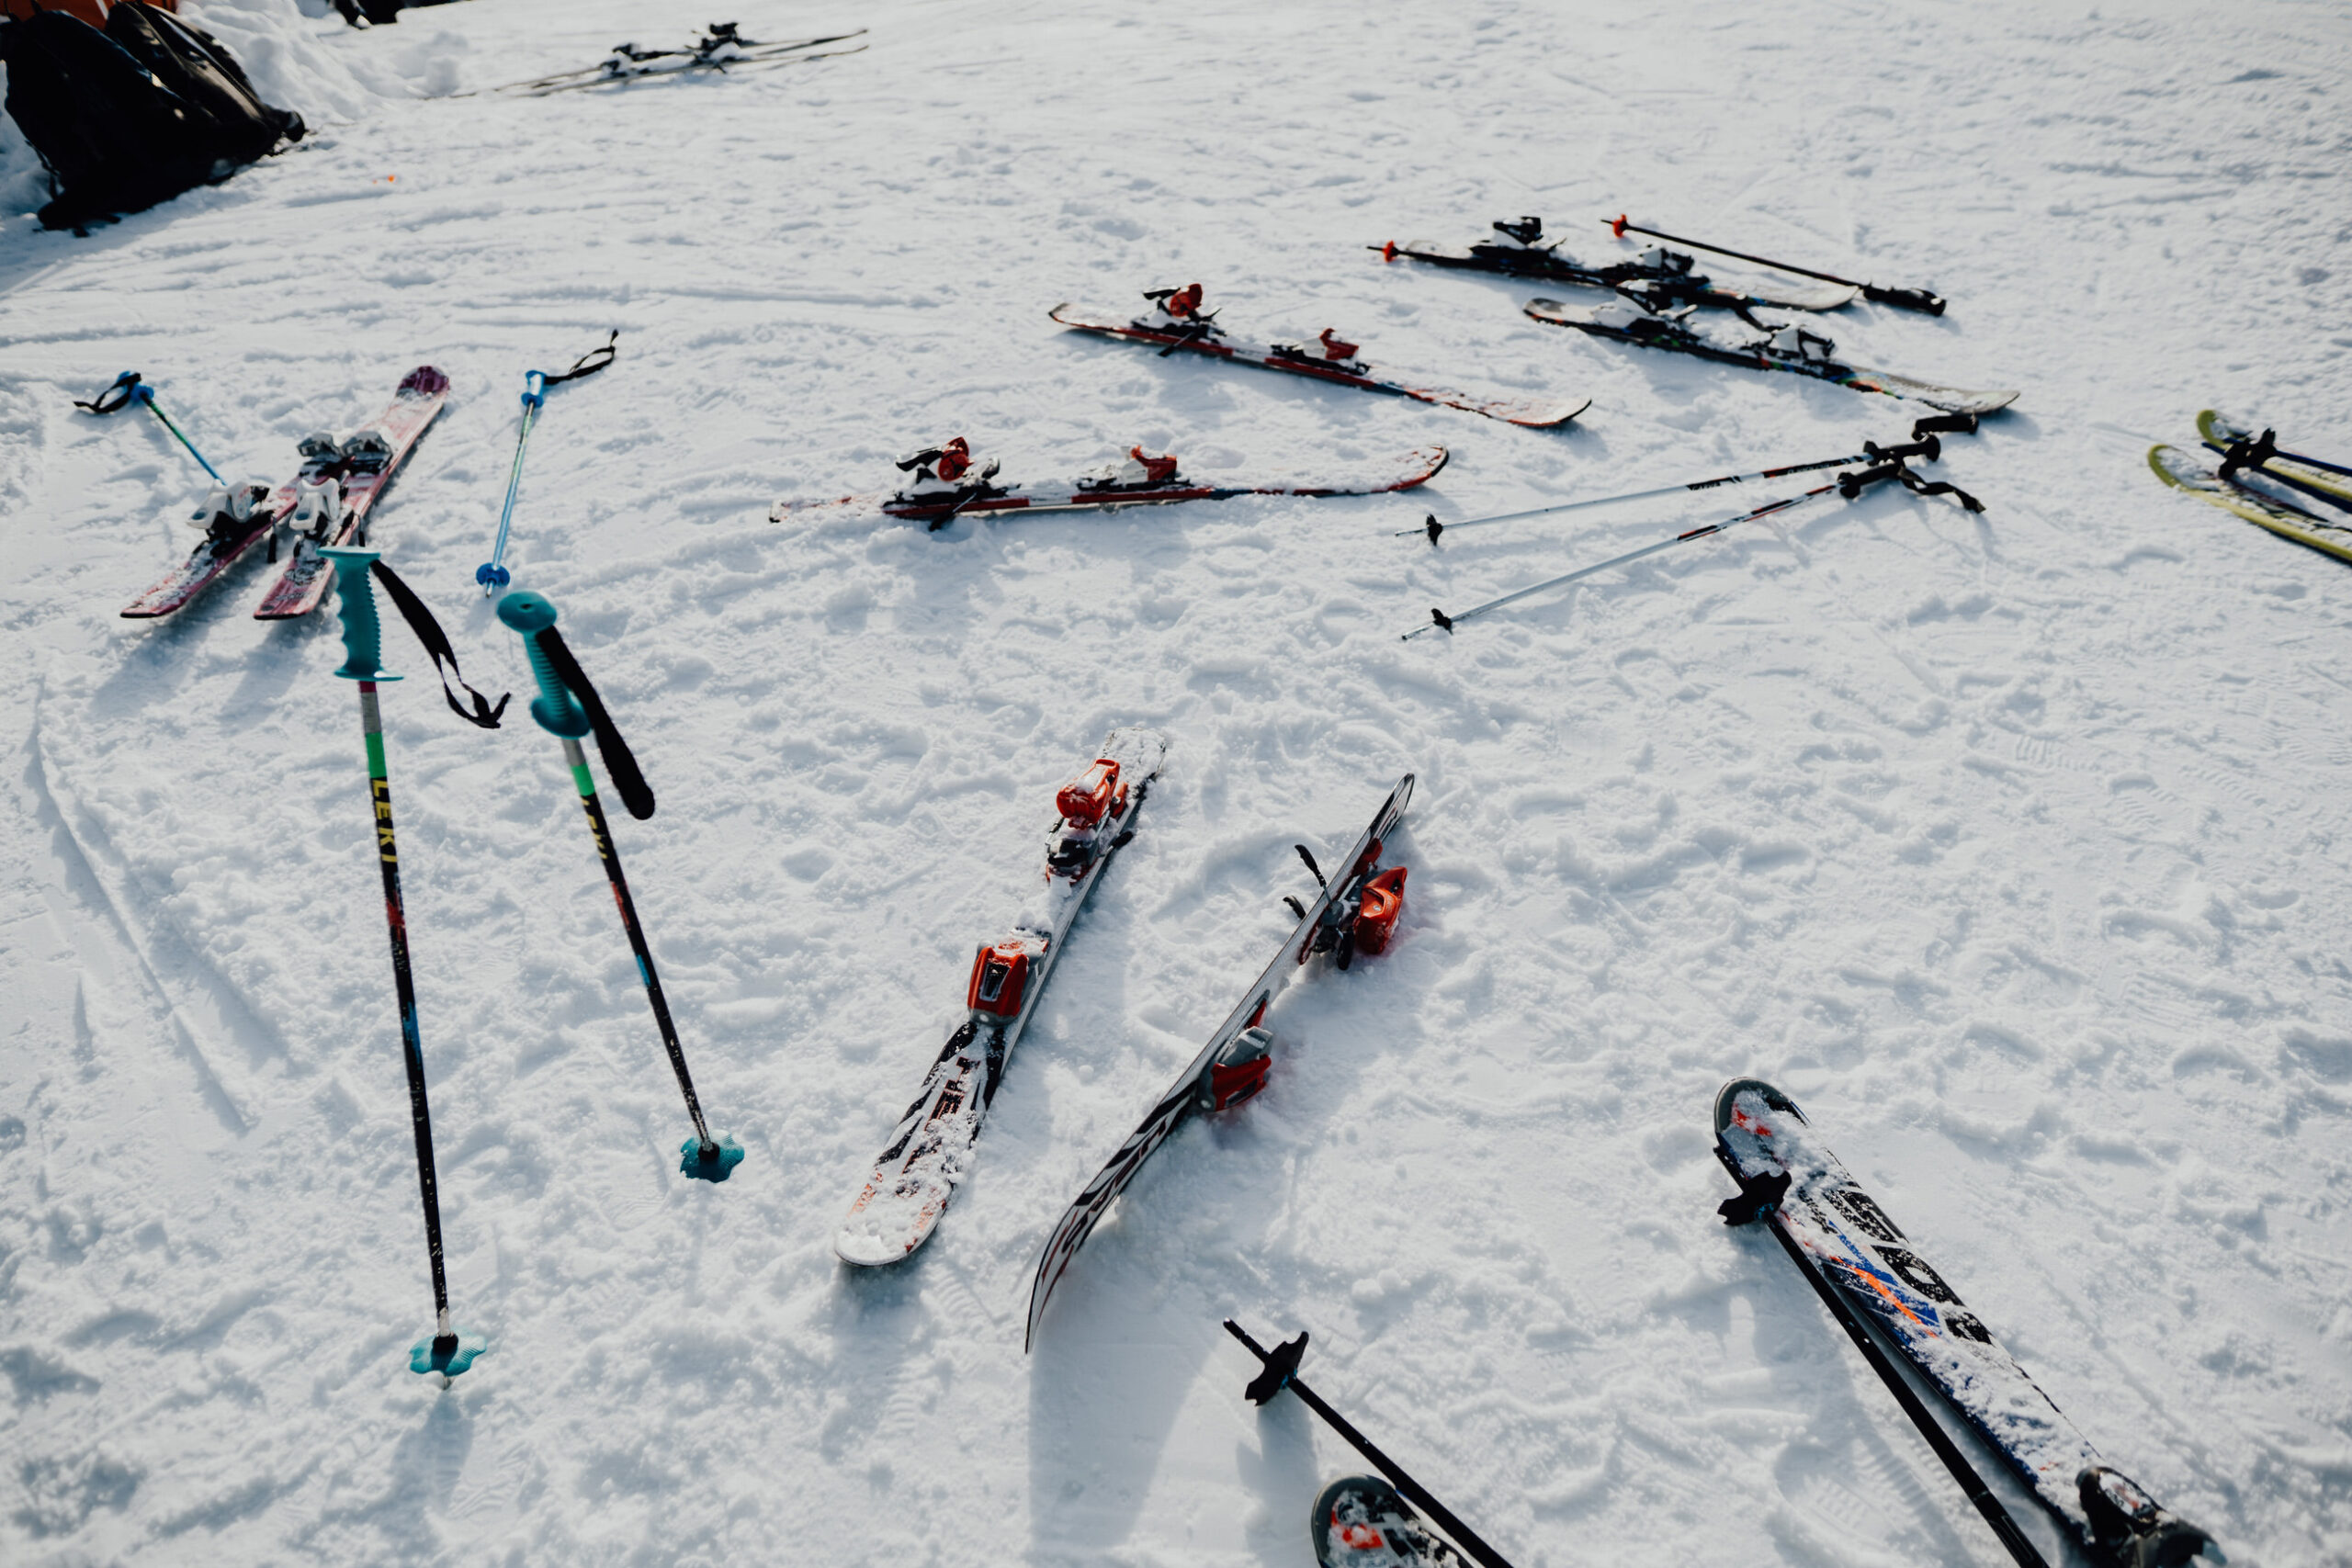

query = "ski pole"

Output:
[[1717, 1174, 2050, 1568], [476, 332, 618, 595], [477, 371, 546, 595], [1225, 1320, 1521, 1568], [319, 545, 484, 1379], [1398, 416, 1972, 544], [1606, 215, 1946, 316], [74, 371, 226, 483], [495, 590, 741, 1181]]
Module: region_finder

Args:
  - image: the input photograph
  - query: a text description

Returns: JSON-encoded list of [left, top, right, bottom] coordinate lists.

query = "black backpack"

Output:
[[0, 6, 302, 231]]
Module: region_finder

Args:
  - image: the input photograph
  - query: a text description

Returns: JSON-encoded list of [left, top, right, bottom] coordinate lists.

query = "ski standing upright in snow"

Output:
[[1053, 288, 1589, 428], [773, 437, 1450, 527], [497, 592, 742, 1180], [836, 730, 1170, 1267], [1024, 775, 1412, 1347], [1713, 1079, 2222, 1568]]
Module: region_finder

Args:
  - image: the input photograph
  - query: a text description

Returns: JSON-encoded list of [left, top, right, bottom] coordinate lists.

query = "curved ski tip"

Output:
[[2148, 445, 2194, 490], [409, 1327, 488, 1377], [680, 1134, 745, 1182], [2195, 408, 2230, 446], [1713, 1077, 1804, 1137]]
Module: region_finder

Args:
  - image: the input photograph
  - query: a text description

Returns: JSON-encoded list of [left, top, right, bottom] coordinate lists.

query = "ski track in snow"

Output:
[[0, 0, 2348, 1562]]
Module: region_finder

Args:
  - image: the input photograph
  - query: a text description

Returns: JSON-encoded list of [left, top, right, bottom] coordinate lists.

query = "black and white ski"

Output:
[[1024, 775, 1413, 1347], [836, 730, 1169, 1267], [1714, 1079, 2222, 1568], [1524, 298, 2017, 416], [496, 26, 867, 96], [1377, 216, 1858, 313]]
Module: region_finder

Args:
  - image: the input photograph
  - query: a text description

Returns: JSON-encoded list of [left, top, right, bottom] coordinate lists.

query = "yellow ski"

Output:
[[2149, 444, 2352, 567]]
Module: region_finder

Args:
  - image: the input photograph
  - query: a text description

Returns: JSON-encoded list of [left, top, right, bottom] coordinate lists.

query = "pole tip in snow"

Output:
[[681, 1134, 745, 1182], [475, 562, 512, 595], [320, 547, 401, 682], [409, 1327, 487, 1377]]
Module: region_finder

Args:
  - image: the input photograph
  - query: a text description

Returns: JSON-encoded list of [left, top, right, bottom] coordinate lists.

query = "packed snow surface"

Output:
[[1, 1, 2349, 1563]]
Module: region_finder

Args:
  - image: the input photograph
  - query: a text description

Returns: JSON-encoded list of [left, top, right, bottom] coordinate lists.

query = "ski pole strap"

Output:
[[1896, 468, 1984, 513], [369, 560, 511, 729], [74, 371, 141, 414], [536, 329, 618, 389], [534, 626, 656, 819]]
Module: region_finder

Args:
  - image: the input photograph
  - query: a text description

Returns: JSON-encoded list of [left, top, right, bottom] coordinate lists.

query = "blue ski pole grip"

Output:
[[494, 592, 591, 737], [520, 369, 547, 412], [320, 547, 401, 682]]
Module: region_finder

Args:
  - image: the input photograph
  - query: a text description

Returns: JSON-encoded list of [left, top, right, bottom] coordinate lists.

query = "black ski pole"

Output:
[[495, 592, 742, 1181], [1717, 1171, 2050, 1568], [1607, 214, 1946, 315], [320, 546, 485, 1379], [1225, 1320, 1520, 1568]]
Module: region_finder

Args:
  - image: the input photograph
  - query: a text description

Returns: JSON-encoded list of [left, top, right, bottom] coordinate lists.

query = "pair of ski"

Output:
[[2150, 411, 2352, 568], [770, 441, 1450, 526], [833, 741, 1414, 1352], [121, 367, 448, 621], [1717, 1081, 2222, 1568], [1379, 215, 1862, 315], [493, 26, 868, 96]]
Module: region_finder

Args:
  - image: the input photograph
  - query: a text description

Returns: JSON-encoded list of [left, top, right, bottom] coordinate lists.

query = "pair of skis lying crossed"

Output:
[[832, 744, 1413, 1350]]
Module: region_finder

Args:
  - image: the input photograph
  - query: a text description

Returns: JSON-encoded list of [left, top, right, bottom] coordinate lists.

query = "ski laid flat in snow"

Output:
[[772, 442, 1448, 525], [2150, 444, 2352, 567], [254, 367, 449, 621], [1524, 298, 2017, 416], [1053, 292, 1587, 428], [2196, 408, 2352, 511], [1380, 221, 1859, 313], [1024, 774, 1413, 1348], [837, 730, 1169, 1267], [1714, 1079, 2222, 1568]]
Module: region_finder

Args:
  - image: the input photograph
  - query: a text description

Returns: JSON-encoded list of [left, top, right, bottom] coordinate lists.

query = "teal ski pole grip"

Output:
[[321, 546, 401, 682], [495, 591, 591, 737]]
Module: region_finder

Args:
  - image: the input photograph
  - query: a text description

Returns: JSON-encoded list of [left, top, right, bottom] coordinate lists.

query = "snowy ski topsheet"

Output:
[[1522, 298, 2018, 415], [834, 728, 1169, 1267], [1051, 303, 1589, 427], [1384, 237, 1861, 311], [771, 446, 1449, 524], [1025, 773, 1414, 1348], [2148, 444, 2352, 566], [252, 367, 449, 621], [1713, 1078, 2107, 1541]]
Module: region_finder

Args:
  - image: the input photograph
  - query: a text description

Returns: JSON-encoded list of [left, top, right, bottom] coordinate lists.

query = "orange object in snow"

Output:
[[1056, 758, 1125, 829], [1128, 446, 1180, 484], [967, 941, 1034, 1018], [933, 435, 973, 482], [1352, 866, 1407, 954], [1317, 328, 1359, 361], [1164, 283, 1204, 318]]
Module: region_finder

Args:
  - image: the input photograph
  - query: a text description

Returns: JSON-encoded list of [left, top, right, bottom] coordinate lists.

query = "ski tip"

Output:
[[409, 1327, 487, 1377], [2195, 408, 2233, 446], [1712, 1077, 1804, 1138], [680, 1134, 745, 1182], [2148, 444, 2195, 489]]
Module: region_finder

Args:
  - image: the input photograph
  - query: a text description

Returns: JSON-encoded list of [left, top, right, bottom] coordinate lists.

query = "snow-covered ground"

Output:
[[2, 1, 2349, 1562]]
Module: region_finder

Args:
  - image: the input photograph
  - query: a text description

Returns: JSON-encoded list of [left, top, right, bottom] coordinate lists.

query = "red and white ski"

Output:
[[771, 439, 1449, 526], [253, 367, 449, 621], [836, 729, 1170, 1267], [1051, 290, 1588, 428]]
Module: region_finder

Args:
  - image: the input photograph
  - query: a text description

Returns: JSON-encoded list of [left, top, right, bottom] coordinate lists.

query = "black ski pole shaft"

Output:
[[1398, 453, 1862, 540], [496, 592, 737, 1179], [1762, 1220, 2051, 1568], [319, 547, 462, 1365], [1224, 1321, 1521, 1568], [1605, 216, 1946, 315]]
